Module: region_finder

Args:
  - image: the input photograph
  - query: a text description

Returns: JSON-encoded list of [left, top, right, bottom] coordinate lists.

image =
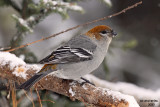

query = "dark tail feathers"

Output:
[[19, 73, 47, 91]]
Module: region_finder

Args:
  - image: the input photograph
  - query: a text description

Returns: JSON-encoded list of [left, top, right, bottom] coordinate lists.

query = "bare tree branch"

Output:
[[84, 75, 160, 107], [0, 52, 139, 107], [5, 1, 142, 53]]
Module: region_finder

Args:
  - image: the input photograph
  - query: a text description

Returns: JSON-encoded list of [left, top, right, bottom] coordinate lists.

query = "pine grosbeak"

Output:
[[19, 25, 117, 90]]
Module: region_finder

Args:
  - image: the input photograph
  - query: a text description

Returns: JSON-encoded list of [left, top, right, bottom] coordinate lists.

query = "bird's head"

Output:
[[85, 25, 117, 41]]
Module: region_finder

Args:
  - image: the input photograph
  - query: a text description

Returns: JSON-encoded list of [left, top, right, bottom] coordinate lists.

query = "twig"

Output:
[[17, 94, 26, 106], [41, 100, 55, 104], [11, 84, 17, 107], [30, 89, 35, 107], [24, 91, 35, 107], [5, 1, 142, 52], [0, 47, 11, 51], [8, 0, 21, 13], [36, 88, 42, 107]]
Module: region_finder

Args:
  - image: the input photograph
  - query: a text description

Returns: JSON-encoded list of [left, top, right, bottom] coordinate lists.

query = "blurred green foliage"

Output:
[[122, 39, 138, 50]]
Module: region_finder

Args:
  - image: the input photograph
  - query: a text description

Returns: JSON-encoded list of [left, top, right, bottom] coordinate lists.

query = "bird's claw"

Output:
[[80, 77, 95, 86]]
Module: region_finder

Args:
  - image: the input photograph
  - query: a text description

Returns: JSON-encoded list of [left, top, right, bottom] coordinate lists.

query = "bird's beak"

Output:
[[111, 30, 117, 37]]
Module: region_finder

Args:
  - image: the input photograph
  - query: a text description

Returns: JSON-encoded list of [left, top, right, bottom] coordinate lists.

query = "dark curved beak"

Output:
[[111, 30, 117, 37]]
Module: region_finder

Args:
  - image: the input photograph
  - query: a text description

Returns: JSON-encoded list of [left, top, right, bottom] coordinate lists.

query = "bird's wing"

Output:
[[39, 35, 97, 64]]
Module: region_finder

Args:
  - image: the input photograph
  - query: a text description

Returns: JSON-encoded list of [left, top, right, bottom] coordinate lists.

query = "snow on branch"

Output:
[[0, 52, 139, 107], [12, 14, 33, 33], [42, 0, 83, 12], [85, 75, 160, 107]]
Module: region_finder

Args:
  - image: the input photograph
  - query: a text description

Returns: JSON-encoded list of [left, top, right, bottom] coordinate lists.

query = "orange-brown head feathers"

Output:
[[85, 25, 117, 40]]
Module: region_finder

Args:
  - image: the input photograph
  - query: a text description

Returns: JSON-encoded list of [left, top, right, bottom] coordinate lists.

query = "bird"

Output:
[[19, 25, 117, 90]]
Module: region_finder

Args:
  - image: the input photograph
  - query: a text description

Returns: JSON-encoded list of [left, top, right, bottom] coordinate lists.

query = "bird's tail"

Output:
[[19, 64, 55, 91], [19, 72, 47, 91]]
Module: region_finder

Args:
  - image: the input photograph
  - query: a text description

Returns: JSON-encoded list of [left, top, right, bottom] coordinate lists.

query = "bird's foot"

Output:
[[80, 77, 95, 86]]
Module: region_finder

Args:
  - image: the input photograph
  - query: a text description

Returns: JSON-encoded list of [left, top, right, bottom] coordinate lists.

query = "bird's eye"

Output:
[[101, 30, 107, 34]]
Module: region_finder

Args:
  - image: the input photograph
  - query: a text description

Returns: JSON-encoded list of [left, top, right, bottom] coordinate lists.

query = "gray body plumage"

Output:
[[67, 35, 97, 52], [48, 34, 112, 79], [19, 25, 116, 90]]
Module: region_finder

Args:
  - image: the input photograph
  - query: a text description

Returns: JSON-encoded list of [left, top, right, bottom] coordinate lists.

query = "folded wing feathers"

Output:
[[40, 46, 93, 64], [53, 46, 93, 60], [70, 48, 93, 58]]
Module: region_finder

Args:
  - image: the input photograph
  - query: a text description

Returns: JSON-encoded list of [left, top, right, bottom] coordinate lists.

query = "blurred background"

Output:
[[0, 0, 160, 107]]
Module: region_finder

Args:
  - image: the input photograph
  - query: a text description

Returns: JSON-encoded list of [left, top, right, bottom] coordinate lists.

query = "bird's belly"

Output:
[[54, 51, 105, 80]]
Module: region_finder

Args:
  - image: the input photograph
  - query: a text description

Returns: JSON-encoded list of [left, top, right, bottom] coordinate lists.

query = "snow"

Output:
[[69, 79, 139, 106], [0, 52, 26, 69], [85, 74, 160, 107], [69, 81, 77, 96], [107, 89, 139, 107], [103, 0, 112, 6], [69, 81, 77, 86], [19, 54, 25, 60], [42, 0, 83, 12], [57, 8, 63, 12], [42, 0, 51, 3], [0, 52, 40, 79], [18, 18, 33, 32], [94, 87, 139, 107], [69, 87, 75, 97], [66, 4, 83, 12], [12, 67, 27, 79], [102, 0, 112, 7], [12, 14, 33, 32], [82, 84, 88, 90], [27, 16, 35, 22]]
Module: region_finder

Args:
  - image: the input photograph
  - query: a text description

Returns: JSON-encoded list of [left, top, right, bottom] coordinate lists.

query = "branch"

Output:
[[5, 0, 21, 12], [0, 52, 139, 107], [5, 1, 142, 52], [84, 75, 160, 107]]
